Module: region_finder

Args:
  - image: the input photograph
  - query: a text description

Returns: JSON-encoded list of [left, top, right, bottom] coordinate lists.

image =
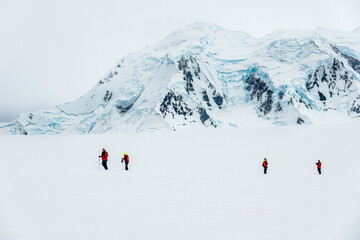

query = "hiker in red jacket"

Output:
[[262, 158, 268, 174], [99, 148, 108, 170], [121, 153, 129, 171], [316, 160, 322, 175]]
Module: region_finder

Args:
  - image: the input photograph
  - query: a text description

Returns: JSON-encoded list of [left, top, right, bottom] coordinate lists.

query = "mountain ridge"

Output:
[[1, 22, 360, 134]]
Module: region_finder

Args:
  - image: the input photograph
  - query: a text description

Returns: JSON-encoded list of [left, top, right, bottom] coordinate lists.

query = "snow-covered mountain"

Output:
[[2, 22, 360, 134]]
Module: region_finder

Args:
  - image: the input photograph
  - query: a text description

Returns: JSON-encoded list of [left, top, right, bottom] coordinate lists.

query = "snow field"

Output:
[[1, 124, 360, 240]]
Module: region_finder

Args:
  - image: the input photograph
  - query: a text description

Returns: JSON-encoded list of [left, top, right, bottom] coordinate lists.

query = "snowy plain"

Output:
[[1, 123, 360, 240]]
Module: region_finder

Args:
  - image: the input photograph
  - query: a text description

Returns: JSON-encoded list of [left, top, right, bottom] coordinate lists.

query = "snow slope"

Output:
[[1, 22, 360, 134], [1, 124, 360, 240]]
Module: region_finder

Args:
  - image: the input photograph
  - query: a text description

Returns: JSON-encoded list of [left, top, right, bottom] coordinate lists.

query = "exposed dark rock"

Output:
[[350, 96, 360, 114], [245, 73, 273, 115], [306, 70, 320, 90], [344, 54, 360, 74], [116, 95, 140, 114], [278, 91, 285, 100], [332, 45, 360, 74], [213, 94, 224, 108], [187, 56, 202, 77], [260, 92, 273, 115], [298, 97, 312, 109], [177, 55, 225, 111], [297, 117, 305, 124], [103, 90, 113, 102], [185, 72, 195, 94], [160, 90, 193, 119], [98, 70, 118, 86], [177, 56, 188, 71], [178, 56, 195, 94], [17, 127, 28, 135], [275, 103, 283, 112], [310, 40, 320, 49], [351, 104, 360, 113], [198, 107, 210, 123], [331, 45, 340, 54], [194, 65, 201, 77], [307, 58, 354, 103], [160, 90, 217, 126], [202, 91, 211, 107], [318, 92, 326, 101], [288, 98, 294, 105], [116, 104, 133, 114], [331, 58, 341, 78]]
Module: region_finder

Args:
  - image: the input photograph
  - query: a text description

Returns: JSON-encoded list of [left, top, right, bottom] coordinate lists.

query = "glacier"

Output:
[[1, 21, 360, 134]]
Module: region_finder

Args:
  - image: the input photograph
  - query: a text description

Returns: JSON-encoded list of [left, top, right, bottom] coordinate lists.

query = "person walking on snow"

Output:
[[262, 158, 268, 174], [122, 153, 129, 171], [99, 148, 108, 170], [316, 160, 322, 175]]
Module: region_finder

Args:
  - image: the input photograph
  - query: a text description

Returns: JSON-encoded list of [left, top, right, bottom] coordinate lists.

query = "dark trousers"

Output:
[[264, 167, 267, 174], [102, 160, 108, 170], [317, 168, 321, 175], [124, 161, 129, 170]]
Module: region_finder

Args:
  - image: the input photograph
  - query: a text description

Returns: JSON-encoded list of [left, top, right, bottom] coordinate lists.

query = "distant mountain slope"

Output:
[[1, 22, 360, 134]]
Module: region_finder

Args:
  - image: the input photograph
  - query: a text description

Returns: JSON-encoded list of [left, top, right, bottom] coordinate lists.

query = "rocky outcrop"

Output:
[[350, 96, 360, 115], [306, 58, 356, 109], [157, 55, 224, 127], [103, 90, 113, 102], [332, 45, 360, 75], [245, 73, 273, 116], [159, 90, 193, 120]]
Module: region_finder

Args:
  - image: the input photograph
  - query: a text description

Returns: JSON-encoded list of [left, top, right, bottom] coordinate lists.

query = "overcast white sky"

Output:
[[0, 0, 359, 122]]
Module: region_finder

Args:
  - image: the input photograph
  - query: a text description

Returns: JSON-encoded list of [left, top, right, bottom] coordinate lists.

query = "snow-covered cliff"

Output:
[[2, 22, 360, 134]]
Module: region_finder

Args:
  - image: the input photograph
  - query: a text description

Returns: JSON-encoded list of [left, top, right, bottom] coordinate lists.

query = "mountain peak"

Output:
[[186, 21, 224, 31], [165, 21, 225, 40], [2, 23, 360, 134]]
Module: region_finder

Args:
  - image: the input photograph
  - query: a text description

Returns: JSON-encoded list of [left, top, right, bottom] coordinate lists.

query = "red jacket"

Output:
[[100, 150, 108, 161], [316, 162, 321, 169], [263, 160, 268, 167], [123, 155, 129, 163]]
